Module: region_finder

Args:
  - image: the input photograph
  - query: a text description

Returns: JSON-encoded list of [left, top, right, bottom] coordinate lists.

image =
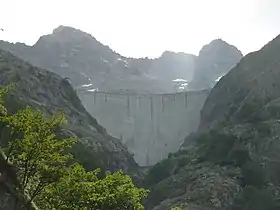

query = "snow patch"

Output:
[[81, 84, 93, 87], [215, 75, 225, 82], [101, 57, 109, 63], [172, 78, 188, 82], [87, 88, 99, 92], [60, 63, 69, 68], [117, 58, 129, 66]]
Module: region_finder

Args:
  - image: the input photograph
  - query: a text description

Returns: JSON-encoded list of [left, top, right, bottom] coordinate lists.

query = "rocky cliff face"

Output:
[[188, 39, 243, 90], [0, 26, 196, 94], [144, 35, 280, 210], [0, 49, 138, 175], [128, 51, 196, 88]]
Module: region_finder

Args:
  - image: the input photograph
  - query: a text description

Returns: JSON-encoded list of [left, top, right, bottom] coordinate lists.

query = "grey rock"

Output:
[[189, 39, 243, 90], [0, 26, 196, 94], [0, 49, 138, 175], [145, 34, 280, 209]]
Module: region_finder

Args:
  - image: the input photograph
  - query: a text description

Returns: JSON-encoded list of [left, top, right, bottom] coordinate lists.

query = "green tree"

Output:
[[1, 106, 76, 204], [231, 186, 280, 210], [0, 83, 16, 115], [38, 163, 148, 210], [171, 207, 182, 210]]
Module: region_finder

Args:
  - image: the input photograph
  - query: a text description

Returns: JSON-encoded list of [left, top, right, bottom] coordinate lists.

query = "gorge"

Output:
[[1, 25, 280, 209], [0, 26, 242, 166]]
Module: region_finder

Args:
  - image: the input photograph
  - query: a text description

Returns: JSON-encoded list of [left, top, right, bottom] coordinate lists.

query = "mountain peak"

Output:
[[35, 25, 97, 45], [209, 38, 228, 44], [199, 39, 243, 56], [52, 25, 92, 37], [53, 25, 79, 33], [188, 39, 243, 90]]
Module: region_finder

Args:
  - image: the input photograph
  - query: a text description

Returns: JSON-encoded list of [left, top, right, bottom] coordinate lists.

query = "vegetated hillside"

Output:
[[0, 26, 196, 94], [143, 34, 280, 210], [0, 49, 138, 175], [188, 39, 243, 90]]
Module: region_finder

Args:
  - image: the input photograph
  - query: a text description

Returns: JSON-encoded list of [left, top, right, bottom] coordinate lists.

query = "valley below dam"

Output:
[[78, 89, 210, 166]]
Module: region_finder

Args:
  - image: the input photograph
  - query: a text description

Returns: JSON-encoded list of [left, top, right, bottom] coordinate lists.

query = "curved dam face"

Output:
[[78, 90, 209, 166]]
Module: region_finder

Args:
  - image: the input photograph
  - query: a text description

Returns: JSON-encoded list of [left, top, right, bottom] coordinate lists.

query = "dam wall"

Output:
[[78, 89, 210, 166]]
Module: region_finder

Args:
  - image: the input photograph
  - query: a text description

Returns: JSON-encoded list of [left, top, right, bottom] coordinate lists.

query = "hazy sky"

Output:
[[0, 0, 280, 58]]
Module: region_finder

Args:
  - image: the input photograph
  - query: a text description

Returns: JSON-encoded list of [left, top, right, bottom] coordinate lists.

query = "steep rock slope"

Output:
[[128, 51, 196, 87], [144, 35, 280, 210], [188, 39, 243, 90], [0, 26, 196, 94], [199, 35, 280, 130], [0, 49, 138, 175]]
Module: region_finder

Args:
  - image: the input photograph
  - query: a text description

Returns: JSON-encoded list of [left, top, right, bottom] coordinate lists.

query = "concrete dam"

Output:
[[78, 89, 210, 166]]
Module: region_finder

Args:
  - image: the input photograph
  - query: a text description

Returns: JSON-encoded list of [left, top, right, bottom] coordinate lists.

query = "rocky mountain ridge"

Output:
[[0, 26, 194, 93], [0, 26, 242, 93], [188, 39, 243, 90]]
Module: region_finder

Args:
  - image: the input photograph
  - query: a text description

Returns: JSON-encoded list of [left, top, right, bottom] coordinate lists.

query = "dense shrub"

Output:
[[231, 186, 280, 210], [144, 158, 174, 185], [240, 161, 266, 188]]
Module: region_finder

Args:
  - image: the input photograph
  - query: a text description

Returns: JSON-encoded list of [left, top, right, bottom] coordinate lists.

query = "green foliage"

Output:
[[265, 104, 280, 119], [0, 85, 148, 209], [145, 180, 174, 209], [254, 122, 272, 137], [145, 150, 197, 186], [38, 163, 148, 210], [0, 83, 17, 115], [237, 100, 264, 123], [196, 131, 236, 163], [71, 141, 105, 173], [145, 158, 174, 185], [227, 146, 250, 167], [171, 207, 182, 210], [196, 130, 251, 167], [1, 106, 76, 203], [240, 161, 266, 188], [231, 186, 280, 210]]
